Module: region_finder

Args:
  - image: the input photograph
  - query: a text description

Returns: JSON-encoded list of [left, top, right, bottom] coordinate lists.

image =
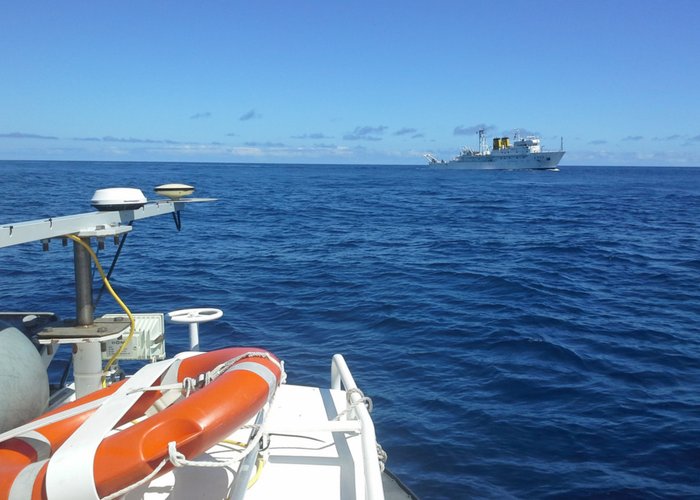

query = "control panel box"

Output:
[[100, 313, 166, 362]]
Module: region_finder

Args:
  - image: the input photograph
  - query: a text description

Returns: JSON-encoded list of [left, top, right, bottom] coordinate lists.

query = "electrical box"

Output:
[[100, 313, 166, 361]]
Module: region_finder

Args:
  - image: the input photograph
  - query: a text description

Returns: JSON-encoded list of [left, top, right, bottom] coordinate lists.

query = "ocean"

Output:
[[1, 161, 699, 499]]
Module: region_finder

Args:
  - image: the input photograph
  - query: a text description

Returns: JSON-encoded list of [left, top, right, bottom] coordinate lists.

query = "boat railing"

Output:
[[331, 354, 384, 500]]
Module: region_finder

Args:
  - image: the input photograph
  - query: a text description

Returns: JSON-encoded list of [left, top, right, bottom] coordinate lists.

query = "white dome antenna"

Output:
[[154, 184, 195, 201], [91, 188, 147, 212]]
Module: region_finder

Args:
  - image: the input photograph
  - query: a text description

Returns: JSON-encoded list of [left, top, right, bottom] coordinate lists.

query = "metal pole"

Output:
[[73, 343, 103, 397], [73, 237, 102, 397], [73, 238, 94, 326], [189, 323, 200, 351]]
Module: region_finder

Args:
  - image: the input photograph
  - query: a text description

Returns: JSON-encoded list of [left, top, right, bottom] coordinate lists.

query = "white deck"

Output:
[[126, 384, 373, 499]]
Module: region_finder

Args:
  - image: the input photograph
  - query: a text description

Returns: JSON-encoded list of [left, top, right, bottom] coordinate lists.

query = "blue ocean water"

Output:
[[1, 161, 699, 499]]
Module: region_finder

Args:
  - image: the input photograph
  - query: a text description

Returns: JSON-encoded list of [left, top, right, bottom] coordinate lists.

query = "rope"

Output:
[[101, 457, 170, 500], [334, 387, 373, 421], [206, 352, 285, 383], [167, 421, 265, 469], [376, 443, 388, 472], [123, 350, 283, 405], [129, 351, 284, 400], [106, 433, 267, 499]]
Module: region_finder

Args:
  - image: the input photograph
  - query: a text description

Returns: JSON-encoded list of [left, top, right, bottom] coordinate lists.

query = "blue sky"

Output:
[[1, 0, 699, 165]]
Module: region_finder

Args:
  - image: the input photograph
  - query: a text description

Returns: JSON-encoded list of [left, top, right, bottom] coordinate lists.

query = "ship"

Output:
[[426, 129, 565, 170]]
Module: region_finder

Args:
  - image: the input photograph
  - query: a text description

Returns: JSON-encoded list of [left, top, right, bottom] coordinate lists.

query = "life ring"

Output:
[[0, 347, 282, 499]]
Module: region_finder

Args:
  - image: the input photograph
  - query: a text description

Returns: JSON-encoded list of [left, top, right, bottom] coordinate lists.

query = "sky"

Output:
[[1, 0, 699, 166]]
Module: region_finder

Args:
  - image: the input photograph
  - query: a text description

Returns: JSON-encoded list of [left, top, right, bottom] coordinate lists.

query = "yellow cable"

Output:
[[247, 454, 265, 489], [222, 439, 248, 448], [67, 235, 135, 384], [219, 439, 265, 488]]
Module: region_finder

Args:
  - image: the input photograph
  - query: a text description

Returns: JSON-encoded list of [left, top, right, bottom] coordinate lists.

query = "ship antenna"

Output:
[[478, 128, 487, 154]]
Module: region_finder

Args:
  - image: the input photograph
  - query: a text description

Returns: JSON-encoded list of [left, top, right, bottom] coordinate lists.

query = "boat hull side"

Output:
[[430, 151, 565, 170]]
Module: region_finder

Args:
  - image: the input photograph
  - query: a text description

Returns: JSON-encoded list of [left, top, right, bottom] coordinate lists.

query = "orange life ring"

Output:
[[0, 346, 282, 499]]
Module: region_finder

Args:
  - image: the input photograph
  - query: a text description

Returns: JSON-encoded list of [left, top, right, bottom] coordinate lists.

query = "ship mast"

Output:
[[478, 129, 488, 154]]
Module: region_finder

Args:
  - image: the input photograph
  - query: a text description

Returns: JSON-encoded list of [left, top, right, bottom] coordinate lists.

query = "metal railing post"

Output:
[[330, 354, 384, 500]]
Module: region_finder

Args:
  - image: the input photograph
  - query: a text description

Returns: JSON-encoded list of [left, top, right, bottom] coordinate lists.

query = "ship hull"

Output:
[[430, 151, 565, 170]]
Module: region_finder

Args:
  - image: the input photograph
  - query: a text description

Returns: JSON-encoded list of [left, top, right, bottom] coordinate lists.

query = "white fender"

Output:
[[0, 327, 49, 432]]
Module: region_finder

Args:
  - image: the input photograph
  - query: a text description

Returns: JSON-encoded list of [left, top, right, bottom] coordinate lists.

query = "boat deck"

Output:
[[123, 384, 408, 499]]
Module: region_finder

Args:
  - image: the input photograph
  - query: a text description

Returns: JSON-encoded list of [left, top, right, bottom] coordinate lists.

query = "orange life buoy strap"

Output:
[[226, 361, 279, 403]]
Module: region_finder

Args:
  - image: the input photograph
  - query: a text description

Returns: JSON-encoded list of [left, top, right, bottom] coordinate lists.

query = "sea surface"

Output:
[[1, 161, 699, 499]]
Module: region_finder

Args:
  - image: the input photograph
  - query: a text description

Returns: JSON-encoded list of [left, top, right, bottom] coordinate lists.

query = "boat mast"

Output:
[[478, 129, 487, 154]]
